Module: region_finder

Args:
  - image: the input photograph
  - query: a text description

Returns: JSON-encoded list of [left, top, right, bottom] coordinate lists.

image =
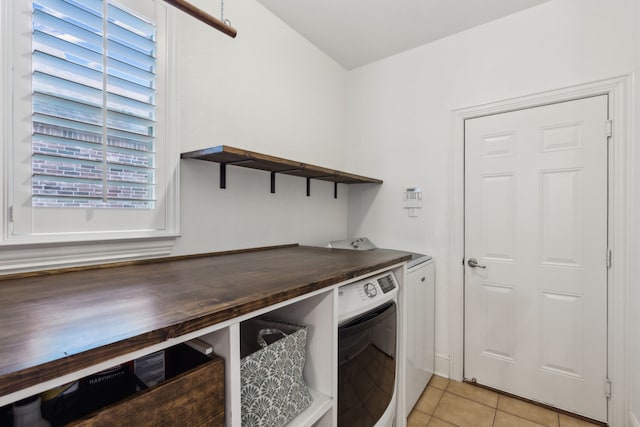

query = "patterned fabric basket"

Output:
[[240, 319, 313, 427]]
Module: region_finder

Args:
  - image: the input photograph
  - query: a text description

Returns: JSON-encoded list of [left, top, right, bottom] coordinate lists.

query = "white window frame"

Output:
[[0, 0, 179, 274]]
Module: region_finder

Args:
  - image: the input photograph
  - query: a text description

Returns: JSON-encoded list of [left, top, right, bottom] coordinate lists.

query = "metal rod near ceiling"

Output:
[[163, 0, 238, 38]]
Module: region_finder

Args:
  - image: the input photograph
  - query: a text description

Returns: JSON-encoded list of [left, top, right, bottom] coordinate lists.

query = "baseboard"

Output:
[[630, 411, 640, 427], [435, 353, 450, 378]]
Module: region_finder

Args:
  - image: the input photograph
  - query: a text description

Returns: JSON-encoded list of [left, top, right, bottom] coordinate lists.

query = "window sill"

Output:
[[0, 234, 178, 275]]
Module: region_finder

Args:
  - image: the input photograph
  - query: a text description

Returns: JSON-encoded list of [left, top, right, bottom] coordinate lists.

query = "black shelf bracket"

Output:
[[306, 178, 311, 197], [270, 169, 303, 194], [219, 159, 257, 189], [310, 175, 339, 199], [270, 171, 276, 194], [220, 163, 226, 189]]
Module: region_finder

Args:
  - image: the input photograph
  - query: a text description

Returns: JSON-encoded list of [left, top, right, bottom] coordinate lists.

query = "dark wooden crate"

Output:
[[68, 347, 225, 427]]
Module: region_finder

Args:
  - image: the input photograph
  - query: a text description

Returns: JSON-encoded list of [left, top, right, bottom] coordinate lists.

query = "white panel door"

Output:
[[464, 96, 608, 421]]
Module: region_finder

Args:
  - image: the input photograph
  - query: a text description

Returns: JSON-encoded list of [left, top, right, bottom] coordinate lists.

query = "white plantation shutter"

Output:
[[32, 0, 157, 209]]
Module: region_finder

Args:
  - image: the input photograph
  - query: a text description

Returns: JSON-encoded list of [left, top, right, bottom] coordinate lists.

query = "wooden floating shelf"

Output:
[[180, 145, 383, 198]]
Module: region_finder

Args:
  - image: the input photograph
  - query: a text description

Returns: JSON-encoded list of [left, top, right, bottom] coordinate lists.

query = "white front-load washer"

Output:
[[337, 270, 398, 427]]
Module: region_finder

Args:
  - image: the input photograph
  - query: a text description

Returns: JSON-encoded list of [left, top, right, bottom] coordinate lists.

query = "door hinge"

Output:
[[605, 378, 612, 398], [8, 205, 13, 222], [606, 120, 613, 138], [607, 249, 612, 269]]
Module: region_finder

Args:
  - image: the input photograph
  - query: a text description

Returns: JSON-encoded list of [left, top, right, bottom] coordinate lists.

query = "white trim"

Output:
[[434, 353, 450, 378], [450, 75, 632, 426], [630, 411, 640, 427], [164, 6, 180, 237], [0, 0, 12, 246], [0, 237, 176, 274]]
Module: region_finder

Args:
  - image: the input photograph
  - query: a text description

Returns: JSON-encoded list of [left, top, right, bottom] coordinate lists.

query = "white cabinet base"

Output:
[[404, 260, 435, 416]]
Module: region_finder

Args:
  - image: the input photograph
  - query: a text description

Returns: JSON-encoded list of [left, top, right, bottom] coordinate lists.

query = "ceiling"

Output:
[[256, 0, 552, 70]]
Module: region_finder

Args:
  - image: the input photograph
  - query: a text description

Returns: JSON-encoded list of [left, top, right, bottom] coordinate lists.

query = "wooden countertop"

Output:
[[0, 245, 410, 398]]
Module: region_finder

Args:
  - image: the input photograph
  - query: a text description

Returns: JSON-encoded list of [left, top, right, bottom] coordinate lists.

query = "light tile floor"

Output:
[[408, 375, 604, 427]]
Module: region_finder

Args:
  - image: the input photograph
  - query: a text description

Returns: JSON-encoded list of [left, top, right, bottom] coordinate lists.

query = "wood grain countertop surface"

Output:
[[0, 244, 410, 398]]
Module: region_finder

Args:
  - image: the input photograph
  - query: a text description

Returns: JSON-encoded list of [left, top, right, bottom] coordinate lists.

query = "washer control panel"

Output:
[[363, 282, 378, 298], [338, 271, 398, 323]]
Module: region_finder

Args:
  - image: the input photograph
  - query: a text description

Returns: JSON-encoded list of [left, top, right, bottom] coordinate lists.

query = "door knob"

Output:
[[467, 258, 486, 269]]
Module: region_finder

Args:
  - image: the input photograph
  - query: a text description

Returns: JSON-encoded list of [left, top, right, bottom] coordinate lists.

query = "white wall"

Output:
[[174, 1, 640, 422], [345, 0, 637, 381], [171, 0, 350, 256], [629, 2, 640, 425]]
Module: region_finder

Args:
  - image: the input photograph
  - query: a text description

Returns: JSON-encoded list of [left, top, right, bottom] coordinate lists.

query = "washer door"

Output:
[[337, 302, 396, 426]]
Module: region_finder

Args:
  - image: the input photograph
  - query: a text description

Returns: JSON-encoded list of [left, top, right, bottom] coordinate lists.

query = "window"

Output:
[[32, 0, 157, 210], [3, 0, 177, 247]]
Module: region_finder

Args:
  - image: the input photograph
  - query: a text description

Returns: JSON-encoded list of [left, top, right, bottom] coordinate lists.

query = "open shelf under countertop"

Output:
[[0, 245, 410, 399]]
